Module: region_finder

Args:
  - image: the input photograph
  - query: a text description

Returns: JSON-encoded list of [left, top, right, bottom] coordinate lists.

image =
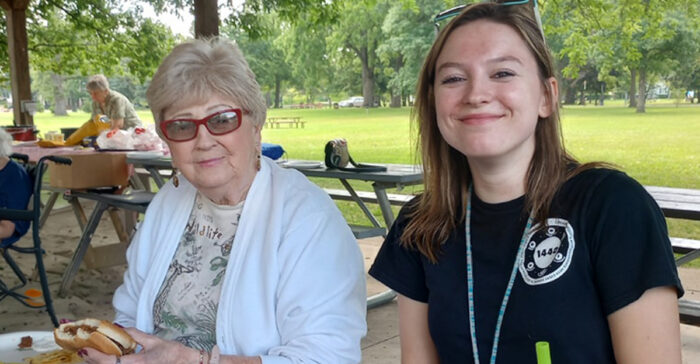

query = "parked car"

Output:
[[337, 96, 364, 108]]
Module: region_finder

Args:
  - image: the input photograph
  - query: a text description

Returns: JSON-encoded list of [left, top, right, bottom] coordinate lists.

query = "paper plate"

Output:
[[0, 331, 83, 362]]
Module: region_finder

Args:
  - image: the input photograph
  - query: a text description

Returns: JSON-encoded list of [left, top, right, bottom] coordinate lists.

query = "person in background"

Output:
[[81, 37, 366, 364], [369, 2, 682, 364], [86, 74, 142, 131], [0, 129, 31, 246]]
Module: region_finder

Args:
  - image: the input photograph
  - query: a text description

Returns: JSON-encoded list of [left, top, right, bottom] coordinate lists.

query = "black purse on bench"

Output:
[[324, 138, 386, 172]]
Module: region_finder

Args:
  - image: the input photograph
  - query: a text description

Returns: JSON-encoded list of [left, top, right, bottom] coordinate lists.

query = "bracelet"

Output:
[[209, 345, 220, 364]]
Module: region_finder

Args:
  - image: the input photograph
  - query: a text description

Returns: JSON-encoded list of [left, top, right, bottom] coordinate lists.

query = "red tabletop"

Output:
[[11, 142, 95, 163]]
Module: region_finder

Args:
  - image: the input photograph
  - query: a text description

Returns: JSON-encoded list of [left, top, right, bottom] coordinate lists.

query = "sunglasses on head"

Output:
[[160, 108, 243, 142], [433, 0, 545, 41]]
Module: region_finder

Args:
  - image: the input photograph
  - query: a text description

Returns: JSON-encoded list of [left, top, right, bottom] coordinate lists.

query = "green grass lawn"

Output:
[[3, 102, 699, 265]]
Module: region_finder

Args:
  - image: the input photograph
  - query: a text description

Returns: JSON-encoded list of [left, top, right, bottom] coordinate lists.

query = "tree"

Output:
[[1, 0, 178, 117], [547, 0, 700, 113], [377, 0, 444, 107], [664, 8, 700, 103], [328, 0, 388, 107], [146, 0, 339, 38], [223, 16, 292, 108], [278, 17, 334, 105]]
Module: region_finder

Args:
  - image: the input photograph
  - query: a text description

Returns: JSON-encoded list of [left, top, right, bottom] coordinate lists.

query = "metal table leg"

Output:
[[373, 182, 397, 227], [676, 249, 700, 266], [38, 191, 60, 229], [365, 182, 400, 308], [367, 290, 397, 309], [340, 179, 383, 230], [58, 201, 108, 297], [149, 168, 166, 188]]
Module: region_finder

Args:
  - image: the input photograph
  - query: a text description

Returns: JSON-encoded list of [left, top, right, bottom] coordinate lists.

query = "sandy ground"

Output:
[[2, 202, 700, 363]]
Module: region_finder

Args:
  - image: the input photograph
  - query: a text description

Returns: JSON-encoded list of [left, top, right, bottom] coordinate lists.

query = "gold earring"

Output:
[[172, 168, 179, 188], [256, 154, 261, 171]]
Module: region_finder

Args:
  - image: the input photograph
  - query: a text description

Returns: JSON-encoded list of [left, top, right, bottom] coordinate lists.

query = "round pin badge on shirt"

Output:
[[520, 218, 575, 285]]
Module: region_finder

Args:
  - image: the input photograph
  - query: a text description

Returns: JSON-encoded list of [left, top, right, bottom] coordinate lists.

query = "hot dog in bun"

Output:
[[54, 318, 137, 356]]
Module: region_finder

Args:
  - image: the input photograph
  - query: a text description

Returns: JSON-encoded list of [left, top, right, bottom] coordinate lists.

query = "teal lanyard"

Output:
[[466, 185, 533, 364]]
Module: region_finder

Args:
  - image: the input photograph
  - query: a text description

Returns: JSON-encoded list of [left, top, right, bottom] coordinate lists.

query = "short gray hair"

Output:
[[0, 129, 13, 158], [86, 74, 110, 92], [146, 37, 267, 128]]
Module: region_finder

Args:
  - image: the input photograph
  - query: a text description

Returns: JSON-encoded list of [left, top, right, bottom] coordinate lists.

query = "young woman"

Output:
[[369, 3, 682, 363]]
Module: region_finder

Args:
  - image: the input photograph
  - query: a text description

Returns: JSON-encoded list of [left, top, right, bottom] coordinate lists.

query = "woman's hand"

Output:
[[80, 328, 199, 364]]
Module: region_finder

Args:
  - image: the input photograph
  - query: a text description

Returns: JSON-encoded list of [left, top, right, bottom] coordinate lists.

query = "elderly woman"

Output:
[[86, 74, 143, 131], [0, 129, 31, 245], [81, 38, 366, 364]]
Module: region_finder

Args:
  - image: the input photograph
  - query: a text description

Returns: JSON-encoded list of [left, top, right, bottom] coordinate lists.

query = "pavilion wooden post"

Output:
[[1, 0, 33, 126], [194, 0, 219, 38]]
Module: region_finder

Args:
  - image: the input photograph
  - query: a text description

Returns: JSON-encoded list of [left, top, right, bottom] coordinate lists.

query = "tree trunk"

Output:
[[629, 69, 637, 108], [390, 55, 403, 108], [361, 55, 374, 108], [390, 93, 401, 108], [4, 3, 33, 125], [599, 82, 605, 106], [563, 75, 584, 105], [274, 77, 281, 109], [194, 0, 218, 38], [636, 68, 646, 113], [51, 73, 67, 116], [564, 85, 576, 105], [578, 88, 586, 105], [347, 41, 376, 108]]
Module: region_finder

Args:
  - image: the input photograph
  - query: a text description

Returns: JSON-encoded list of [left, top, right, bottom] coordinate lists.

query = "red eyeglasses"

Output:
[[160, 108, 243, 142]]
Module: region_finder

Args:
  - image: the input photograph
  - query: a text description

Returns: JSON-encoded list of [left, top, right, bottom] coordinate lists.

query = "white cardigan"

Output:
[[113, 157, 367, 363]]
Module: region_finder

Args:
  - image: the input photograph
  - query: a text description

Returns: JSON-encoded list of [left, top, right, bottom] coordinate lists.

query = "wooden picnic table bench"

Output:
[[644, 186, 700, 326], [324, 188, 414, 206], [265, 116, 305, 129], [644, 186, 700, 265]]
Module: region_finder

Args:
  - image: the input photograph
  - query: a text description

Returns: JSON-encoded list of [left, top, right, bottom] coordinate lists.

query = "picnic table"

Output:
[[645, 186, 700, 326], [39, 148, 700, 320], [11, 143, 114, 227], [126, 156, 422, 309], [10, 143, 144, 295], [265, 116, 305, 129]]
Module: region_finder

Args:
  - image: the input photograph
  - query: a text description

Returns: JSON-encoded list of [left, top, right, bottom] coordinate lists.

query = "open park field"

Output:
[[2, 101, 699, 261]]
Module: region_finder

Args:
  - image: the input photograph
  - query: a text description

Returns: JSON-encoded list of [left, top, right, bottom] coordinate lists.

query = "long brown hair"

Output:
[[403, 2, 594, 262]]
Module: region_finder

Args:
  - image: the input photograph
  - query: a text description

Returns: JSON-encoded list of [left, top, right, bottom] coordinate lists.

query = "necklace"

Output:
[[466, 185, 533, 364]]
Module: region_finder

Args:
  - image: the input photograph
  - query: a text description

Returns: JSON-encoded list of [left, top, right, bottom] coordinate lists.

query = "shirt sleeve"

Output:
[[587, 171, 683, 315], [369, 199, 430, 303]]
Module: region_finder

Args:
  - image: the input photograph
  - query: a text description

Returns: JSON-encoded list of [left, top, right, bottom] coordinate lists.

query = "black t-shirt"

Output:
[[369, 168, 683, 363]]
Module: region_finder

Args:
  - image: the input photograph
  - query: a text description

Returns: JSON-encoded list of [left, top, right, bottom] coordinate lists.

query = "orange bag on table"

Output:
[[37, 115, 111, 148]]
